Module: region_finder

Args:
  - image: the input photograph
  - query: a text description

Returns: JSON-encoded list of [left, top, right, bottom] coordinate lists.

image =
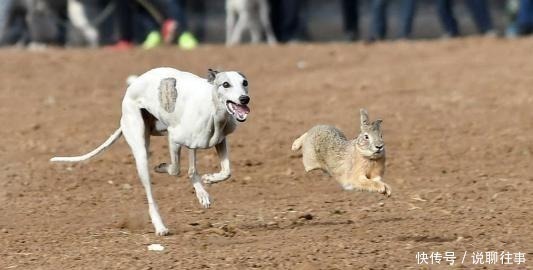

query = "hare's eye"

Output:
[[223, 82, 231, 88], [364, 134, 369, 140]]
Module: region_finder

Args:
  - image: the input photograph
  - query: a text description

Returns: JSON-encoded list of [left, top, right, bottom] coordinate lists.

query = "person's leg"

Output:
[[152, 0, 187, 31], [26, 0, 60, 45], [189, 0, 206, 42], [341, 0, 359, 40], [0, 0, 16, 45], [518, 0, 533, 34], [370, 0, 388, 40], [279, 0, 301, 42], [465, 0, 493, 34], [400, 0, 416, 38], [116, 0, 134, 42], [437, 0, 459, 37], [138, 6, 162, 48]]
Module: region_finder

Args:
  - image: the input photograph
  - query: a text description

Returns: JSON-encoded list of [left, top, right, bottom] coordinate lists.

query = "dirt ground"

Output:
[[1, 38, 532, 270]]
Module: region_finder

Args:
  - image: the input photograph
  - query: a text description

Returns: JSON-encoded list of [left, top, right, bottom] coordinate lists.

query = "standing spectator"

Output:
[[341, 0, 417, 41], [270, 0, 309, 42], [341, 0, 359, 41], [505, 0, 520, 37], [369, 0, 388, 40], [154, 0, 198, 49], [400, 0, 417, 39], [0, 0, 60, 46], [109, 0, 136, 49], [437, 0, 494, 37], [517, 0, 533, 34]]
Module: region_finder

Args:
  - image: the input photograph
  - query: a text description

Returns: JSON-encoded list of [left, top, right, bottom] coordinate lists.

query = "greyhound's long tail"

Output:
[[291, 132, 307, 151], [50, 128, 122, 162]]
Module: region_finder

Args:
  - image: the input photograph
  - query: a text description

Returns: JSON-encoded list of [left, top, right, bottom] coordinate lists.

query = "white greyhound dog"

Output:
[[51, 68, 251, 236], [225, 0, 277, 46]]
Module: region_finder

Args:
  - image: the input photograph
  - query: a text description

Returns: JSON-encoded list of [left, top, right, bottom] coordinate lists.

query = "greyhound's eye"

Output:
[[223, 82, 230, 88], [243, 80, 248, 87]]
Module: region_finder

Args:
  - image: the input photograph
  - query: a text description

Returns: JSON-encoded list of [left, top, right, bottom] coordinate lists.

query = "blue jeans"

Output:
[[437, 0, 493, 36], [518, 0, 533, 34], [369, 0, 417, 40]]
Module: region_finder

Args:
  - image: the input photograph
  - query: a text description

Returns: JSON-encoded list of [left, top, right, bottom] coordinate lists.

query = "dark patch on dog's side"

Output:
[[158, 78, 177, 113], [207, 68, 220, 83]]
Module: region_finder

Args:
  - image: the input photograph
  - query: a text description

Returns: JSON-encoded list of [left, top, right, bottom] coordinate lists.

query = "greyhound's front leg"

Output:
[[188, 149, 211, 208], [155, 137, 181, 176], [202, 139, 231, 184]]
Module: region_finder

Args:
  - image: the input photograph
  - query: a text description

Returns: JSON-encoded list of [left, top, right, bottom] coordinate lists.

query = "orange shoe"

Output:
[[162, 20, 178, 44]]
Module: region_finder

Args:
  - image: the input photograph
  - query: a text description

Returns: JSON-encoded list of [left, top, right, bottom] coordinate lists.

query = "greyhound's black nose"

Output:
[[239, 95, 250, 105]]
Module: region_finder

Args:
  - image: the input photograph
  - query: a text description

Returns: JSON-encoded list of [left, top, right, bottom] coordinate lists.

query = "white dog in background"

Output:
[[225, 0, 277, 46], [51, 68, 251, 236]]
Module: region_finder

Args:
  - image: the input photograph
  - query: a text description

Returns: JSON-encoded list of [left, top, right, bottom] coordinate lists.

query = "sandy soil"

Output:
[[1, 38, 532, 269]]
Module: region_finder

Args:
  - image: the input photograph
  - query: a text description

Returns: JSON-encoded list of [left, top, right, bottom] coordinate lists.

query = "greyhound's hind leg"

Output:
[[121, 103, 168, 236]]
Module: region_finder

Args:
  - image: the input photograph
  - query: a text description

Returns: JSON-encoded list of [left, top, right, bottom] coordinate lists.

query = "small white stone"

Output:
[[147, 244, 165, 251], [296, 60, 308, 69]]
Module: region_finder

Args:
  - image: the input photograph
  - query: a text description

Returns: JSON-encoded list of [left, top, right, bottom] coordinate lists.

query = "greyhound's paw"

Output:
[[154, 163, 179, 176], [195, 189, 211, 208], [155, 226, 169, 236], [202, 172, 231, 184]]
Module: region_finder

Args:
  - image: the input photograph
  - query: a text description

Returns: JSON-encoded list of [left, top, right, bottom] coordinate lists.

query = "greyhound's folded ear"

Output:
[[207, 68, 220, 84]]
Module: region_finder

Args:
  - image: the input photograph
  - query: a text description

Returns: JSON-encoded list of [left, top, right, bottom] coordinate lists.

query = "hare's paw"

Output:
[[374, 180, 391, 197]]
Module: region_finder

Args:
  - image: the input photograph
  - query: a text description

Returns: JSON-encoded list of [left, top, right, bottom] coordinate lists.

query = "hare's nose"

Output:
[[376, 145, 384, 150]]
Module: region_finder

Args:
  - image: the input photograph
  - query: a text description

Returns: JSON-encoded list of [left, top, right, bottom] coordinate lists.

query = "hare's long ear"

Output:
[[360, 108, 370, 128], [207, 68, 219, 84]]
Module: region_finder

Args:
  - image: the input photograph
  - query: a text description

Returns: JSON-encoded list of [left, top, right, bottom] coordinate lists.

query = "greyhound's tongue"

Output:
[[233, 104, 250, 114]]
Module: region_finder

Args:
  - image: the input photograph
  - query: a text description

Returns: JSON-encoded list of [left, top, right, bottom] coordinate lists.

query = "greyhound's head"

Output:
[[207, 69, 250, 122]]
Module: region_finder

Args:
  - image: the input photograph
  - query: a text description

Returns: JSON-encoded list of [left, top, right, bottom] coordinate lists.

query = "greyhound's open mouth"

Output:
[[226, 101, 250, 122]]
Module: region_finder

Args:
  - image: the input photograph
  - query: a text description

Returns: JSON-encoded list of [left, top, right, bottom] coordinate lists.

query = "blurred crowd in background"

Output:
[[1, 0, 533, 50]]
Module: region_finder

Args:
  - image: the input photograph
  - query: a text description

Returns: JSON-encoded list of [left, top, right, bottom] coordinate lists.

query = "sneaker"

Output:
[[142, 31, 162, 49], [162, 20, 178, 44], [178, 31, 198, 50]]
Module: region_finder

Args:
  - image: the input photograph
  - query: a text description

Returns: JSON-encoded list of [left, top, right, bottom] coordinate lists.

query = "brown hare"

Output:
[[292, 109, 391, 197]]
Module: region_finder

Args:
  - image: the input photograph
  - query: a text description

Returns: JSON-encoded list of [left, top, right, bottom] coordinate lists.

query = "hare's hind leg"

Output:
[[301, 145, 322, 172]]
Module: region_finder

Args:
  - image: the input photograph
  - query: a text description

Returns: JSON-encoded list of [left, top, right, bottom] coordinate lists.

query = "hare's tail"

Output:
[[50, 128, 122, 162], [291, 132, 308, 151]]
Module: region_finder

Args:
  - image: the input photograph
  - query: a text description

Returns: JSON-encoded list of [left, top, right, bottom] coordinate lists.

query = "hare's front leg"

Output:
[[202, 139, 231, 184], [343, 176, 391, 197]]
